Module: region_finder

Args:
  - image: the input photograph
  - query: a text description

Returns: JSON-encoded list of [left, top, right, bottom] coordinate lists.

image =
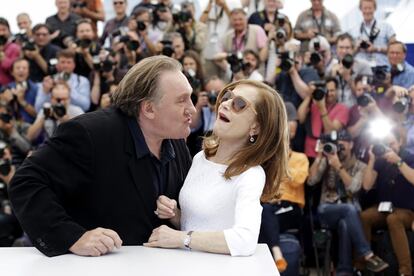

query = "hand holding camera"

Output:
[[42, 102, 67, 121], [382, 150, 401, 165]]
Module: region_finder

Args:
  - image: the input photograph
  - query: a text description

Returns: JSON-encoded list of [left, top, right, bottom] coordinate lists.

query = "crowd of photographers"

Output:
[[0, 0, 413, 274]]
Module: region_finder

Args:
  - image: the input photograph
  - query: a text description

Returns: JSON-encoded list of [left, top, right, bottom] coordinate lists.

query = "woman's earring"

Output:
[[249, 135, 256, 143]]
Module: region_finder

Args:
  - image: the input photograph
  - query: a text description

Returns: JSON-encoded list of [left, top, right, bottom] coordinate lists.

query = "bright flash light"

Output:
[[368, 118, 393, 139]]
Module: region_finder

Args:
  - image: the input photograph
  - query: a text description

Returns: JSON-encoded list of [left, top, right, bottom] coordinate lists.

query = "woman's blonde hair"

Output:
[[203, 80, 290, 200]]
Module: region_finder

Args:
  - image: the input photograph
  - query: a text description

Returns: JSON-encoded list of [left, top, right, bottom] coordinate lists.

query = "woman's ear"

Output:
[[249, 122, 260, 136]]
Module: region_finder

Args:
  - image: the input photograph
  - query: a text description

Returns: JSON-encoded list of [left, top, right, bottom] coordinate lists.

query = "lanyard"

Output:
[[360, 20, 377, 41], [208, 4, 224, 34], [232, 26, 249, 53], [312, 10, 325, 34]]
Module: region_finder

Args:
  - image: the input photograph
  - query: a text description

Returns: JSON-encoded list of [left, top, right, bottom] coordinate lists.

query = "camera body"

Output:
[[356, 93, 373, 107], [226, 53, 251, 74], [183, 69, 201, 92], [137, 21, 147, 32], [278, 51, 295, 72], [320, 131, 345, 154], [372, 143, 388, 157], [43, 102, 67, 119], [360, 40, 370, 50], [160, 40, 174, 57], [0, 141, 11, 176], [393, 96, 411, 113], [0, 35, 7, 46], [341, 54, 354, 69], [312, 80, 327, 101], [173, 11, 192, 24], [72, 1, 87, 8], [0, 113, 12, 124]]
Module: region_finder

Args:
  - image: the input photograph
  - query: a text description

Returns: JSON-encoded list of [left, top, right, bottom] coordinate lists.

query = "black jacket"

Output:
[[9, 107, 192, 256]]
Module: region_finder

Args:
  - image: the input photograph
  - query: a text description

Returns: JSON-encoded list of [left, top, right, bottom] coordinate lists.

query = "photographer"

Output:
[[16, 13, 33, 39], [248, 0, 288, 36], [25, 24, 61, 83], [387, 41, 414, 89], [307, 130, 388, 274], [28, 82, 84, 142], [45, 0, 81, 49], [306, 35, 333, 78], [0, 103, 32, 166], [0, 17, 21, 86], [361, 129, 414, 276], [128, 8, 158, 56], [35, 49, 91, 112], [2, 58, 37, 123], [327, 33, 373, 108], [187, 76, 224, 155], [0, 145, 21, 247], [70, 0, 105, 37], [167, 1, 207, 54], [298, 77, 349, 159], [182, 50, 205, 93], [349, 0, 396, 67], [101, 0, 128, 46], [347, 75, 383, 161]]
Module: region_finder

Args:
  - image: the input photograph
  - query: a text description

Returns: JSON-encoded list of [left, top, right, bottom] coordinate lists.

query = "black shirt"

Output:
[[127, 117, 175, 197], [46, 13, 82, 48], [29, 43, 61, 82]]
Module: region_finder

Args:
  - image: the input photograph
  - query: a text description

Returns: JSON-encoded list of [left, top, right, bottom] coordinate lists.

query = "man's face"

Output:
[[51, 85, 70, 107], [360, 0, 375, 22], [113, 0, 127, 14], [17, 15, 31, 31], [387, 44, 406, 67], [264, 0, 279, 13], [149, 70, 195, 139], [230, 12, 247, 33], [56, 0, 70, 12], [326, 81, 338, 105], [12, 60, 29, 82], [34, 27, 50, 47], [76, 23, 94, 40], [336, 38, 354, 60], [311, 0, 323, 10], [57, 57, 75, 73], [172, 37, 184, 59], [0, 24, 10, 39]]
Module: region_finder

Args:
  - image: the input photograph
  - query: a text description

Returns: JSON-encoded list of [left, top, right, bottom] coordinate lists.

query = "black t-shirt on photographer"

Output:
[[29, 44, 61, 83]]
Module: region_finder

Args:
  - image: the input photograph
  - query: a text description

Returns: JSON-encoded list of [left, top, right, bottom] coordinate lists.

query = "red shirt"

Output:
[[305, 102, 349, 158], [0, 42, 21, 86]]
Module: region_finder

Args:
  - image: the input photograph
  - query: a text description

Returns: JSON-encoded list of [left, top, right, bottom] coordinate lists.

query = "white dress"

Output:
[[179, 151, 265, 256]]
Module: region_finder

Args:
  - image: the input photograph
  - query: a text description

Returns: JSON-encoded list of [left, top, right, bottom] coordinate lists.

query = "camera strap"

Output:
[[208, 4, 224, 34], [312, 9, 325, 34], [360, 20, 379, 42], [338, 75, 347, 103]]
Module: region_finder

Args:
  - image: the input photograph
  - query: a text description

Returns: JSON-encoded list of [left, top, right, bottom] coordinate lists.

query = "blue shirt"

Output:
[[392, 61, 414, 89], [8, 80, 38, 123]]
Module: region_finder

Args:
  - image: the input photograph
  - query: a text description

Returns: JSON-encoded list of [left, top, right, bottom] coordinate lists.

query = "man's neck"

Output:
[[115, 13, 126, 20], [139, 119, 163, 159], [364, 18, 374, 26], [312, 8, 323, 17], [265, 10, 276, 22], [57, 11, 70, 21]]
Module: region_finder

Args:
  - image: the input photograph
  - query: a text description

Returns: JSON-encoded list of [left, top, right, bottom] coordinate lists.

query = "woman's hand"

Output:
[[144, 225, 186, 249], [155, 195, 178, 219]]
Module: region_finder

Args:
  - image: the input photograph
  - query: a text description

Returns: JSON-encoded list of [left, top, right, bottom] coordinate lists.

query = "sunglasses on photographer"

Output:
[[219, 90, 257, 114]]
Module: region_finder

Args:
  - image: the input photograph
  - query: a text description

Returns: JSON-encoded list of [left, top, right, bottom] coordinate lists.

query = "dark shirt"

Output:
[[248, 10, 287, 34], [46, 13, 82, 48], [373, 151, 414, 210], [29, 44, 61, 83], [275, 67, 319, 108], [100, 15, 129, 46], [127, 117, 175, 196]]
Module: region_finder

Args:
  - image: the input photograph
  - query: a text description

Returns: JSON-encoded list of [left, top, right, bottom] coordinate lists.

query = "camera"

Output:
[[0, 35, 7, 46], [160, 40, 174, 57], [173, 11, 192, 24], [43, 102, 66, 119], [372, 66, 388, 85], [357, 93, 373, 107], [208, 90, 218, 106], [137, 21, 147, 31], [76, 38, 93, 49], [372, 143, 388, 157], [276, 28, 286, 40], [277, 13, 285, 27], [320, 131, 345, 154], [393, 96, 411, 113], [360, 40, 370, 50], [53, 72, 71, 82], [119, 35, 140, 51], [0, 113, 12, 124], [312, 80, 327, 101], [48, 58, 58, 76], [341, 54, 354, 69], [278, 51, 295, 72], [0, 140, 11, 176], [184, 69, 201, 92], [227, 53, 250, 74]]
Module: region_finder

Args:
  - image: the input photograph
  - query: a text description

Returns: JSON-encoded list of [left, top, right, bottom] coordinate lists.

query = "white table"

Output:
[[0, 244, 279, 276]]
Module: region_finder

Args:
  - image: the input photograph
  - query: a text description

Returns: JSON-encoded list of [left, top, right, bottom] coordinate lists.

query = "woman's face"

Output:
[[214, 84, 260, 143], [243, 53, 258, 70], [183, 56, 197, 73]]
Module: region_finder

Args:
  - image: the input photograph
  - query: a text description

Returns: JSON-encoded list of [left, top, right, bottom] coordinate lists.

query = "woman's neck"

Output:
[[210, 140, 245, 165]]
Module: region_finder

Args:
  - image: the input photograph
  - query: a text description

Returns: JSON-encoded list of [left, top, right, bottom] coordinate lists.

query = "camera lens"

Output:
[[341, 54, 354, 69], [357, 94, 371, 107], [313, 87, 326, 101], [310, 52, 322, 66], [323, 143, 337, 154], [372, 144, 387, 157]]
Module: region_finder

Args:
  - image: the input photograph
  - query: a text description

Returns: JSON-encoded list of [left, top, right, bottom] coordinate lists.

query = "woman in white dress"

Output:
[[144, 79, 289, 256]]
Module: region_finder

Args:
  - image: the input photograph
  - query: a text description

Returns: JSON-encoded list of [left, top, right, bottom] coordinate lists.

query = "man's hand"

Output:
[[327, 152, 342, 171], [69, 227, 123, 257], [155, 195, 178, 219], [144, 225, 186, 249], [383, 150, 401, 165], [0, 89, 14, 103]]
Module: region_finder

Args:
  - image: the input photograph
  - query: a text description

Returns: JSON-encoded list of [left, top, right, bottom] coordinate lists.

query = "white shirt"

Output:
[[179, 151, 265, 256]]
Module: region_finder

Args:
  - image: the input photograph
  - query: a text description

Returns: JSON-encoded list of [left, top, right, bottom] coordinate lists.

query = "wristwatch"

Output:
[[396, 159, 404, 168], [183, 231, 193, 250]]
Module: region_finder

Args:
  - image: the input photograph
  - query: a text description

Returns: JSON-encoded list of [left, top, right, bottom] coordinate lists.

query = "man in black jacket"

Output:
[[9, 55, 196, 257]]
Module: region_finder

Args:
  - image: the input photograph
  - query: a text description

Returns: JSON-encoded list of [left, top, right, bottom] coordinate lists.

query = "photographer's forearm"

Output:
[[362, 161, 377, 191], [297, 97, 310, 124], [90, 73, 101, 105], [10, 130, 32, 154], [348, 117, 367, 138], [338, 168, 353, 188], [290, 69, 311, 99], [34, 54, 48, 74], [321, 114, 341, 133], [26, 116, 45, 142], [399, 162, 414, 186]]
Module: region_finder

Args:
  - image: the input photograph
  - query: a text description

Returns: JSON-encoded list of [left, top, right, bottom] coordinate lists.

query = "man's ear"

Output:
[[140, 100, 156, 120], [249, 122, 260, 136]]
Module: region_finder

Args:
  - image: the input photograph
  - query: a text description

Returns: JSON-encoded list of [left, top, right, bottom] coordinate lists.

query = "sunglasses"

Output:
[[113, 1, 124, 5], [219, 90, 257, 114]]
